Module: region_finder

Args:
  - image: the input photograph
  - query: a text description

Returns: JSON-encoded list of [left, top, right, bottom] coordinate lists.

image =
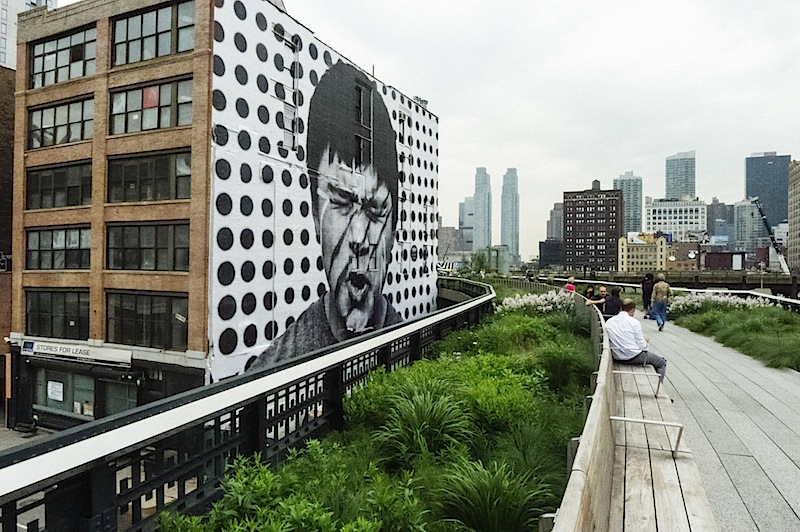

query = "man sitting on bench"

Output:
[[605, 298, 667, 382]]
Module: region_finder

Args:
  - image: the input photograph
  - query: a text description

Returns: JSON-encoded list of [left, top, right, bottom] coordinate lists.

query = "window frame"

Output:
[[107, 150, 191, 202], [26, 289, 90, 340], [30, 26, 97, 89], [26, 225, 91, 270], [106, 221, 189, 271], [106, 291, 188, 351], [26, 161, 92, 210], [111, 0, 194, 67], [109, 78, 192, 135], [28, 98, 94, 149]]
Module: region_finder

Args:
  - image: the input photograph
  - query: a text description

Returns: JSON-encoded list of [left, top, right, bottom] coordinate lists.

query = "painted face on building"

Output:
[[314, 147, 393, 336]]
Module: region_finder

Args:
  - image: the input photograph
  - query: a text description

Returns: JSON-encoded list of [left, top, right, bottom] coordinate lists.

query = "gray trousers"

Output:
[[617, 351, 667, 382]]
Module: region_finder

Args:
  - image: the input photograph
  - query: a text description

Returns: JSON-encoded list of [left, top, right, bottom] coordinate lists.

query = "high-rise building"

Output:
[[644, 197, 707, 242], [10, 0, 438, 427], [787, 161, 800, 271], [458, 196, 474, 251], [733, 200, 763, 255], [563, 180, 623, 272], [500, 168, 519, 264], [473, 167, 492, 251], [0, 0, 55, 69], [613, 171, 642, 235], [546, 202, 564, 241], [745, 152, 790, 232], [665, 150, 696, 200]]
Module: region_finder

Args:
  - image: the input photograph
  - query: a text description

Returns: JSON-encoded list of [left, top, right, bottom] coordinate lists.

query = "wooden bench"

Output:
[[608, 361, 716, 531]]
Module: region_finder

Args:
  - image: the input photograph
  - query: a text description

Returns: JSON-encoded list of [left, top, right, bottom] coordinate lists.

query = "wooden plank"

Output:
[[650, 449, 691, 531], [623, 446, 656, 531], [608, 444, 626, 531], [613, 370, 626, 446], [636, 375, 672, 452]]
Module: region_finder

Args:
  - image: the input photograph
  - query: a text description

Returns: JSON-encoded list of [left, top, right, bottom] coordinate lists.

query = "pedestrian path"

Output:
[[644, 314, 800, 532]]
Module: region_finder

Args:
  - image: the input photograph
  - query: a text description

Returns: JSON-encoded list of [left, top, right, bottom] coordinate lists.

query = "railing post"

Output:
[[409, 332, 421, 363], [377, 343, 392, 371], [539, 513, 557, 532], [567, 436, 581, 470], [240, 399, 266, 456], [323, 365, 345, 431], [89, 467, 117, 532]]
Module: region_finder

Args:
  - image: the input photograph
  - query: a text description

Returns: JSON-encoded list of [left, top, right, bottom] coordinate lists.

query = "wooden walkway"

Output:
[[644, 314, 800, 532]]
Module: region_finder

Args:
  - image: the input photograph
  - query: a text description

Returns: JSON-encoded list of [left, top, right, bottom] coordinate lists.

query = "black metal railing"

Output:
[[0, 278, 494, 532]]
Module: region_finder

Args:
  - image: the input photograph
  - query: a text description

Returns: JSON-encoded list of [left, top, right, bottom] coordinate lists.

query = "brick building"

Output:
[[563, 180, 623, 272], [10, 0, 438, 428]]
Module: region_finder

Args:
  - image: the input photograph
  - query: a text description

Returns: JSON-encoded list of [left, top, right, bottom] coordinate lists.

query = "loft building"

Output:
[[617, 234, 667, 273], [613, 170, 642, 235], [10, 0, 439, 428], [563, 180, 623, 272], [500, 168, 519, 265], [644, 197, 707, 243], [733, 200, 763, 256]]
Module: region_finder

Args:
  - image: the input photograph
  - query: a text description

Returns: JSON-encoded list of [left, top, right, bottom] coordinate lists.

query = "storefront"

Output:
[[13, 339, 203, 429]]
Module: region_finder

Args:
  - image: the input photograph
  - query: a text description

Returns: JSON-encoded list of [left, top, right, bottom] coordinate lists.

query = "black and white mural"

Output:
[[209, 0, 439, 379]]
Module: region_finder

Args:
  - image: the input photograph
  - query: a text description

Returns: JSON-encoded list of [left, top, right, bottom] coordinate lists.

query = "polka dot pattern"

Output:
[[209, 1, 439, 379]]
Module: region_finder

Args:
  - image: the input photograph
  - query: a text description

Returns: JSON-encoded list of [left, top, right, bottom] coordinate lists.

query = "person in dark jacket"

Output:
[[641, 273, 655, 319], [603, 286, 622, 319]]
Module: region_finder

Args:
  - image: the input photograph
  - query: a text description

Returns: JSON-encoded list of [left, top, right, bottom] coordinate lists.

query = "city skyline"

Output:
[[52, 0, 800, 260]]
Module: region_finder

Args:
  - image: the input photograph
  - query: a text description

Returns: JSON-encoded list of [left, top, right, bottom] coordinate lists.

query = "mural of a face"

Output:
[[307, 61, 399, 340], [315, 149, 393, 335]]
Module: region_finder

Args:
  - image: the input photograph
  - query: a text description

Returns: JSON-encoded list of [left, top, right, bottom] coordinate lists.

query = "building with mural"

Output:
[[9, 0, 438, 428]]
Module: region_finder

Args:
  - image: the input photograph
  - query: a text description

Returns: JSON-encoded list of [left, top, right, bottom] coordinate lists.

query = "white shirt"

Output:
[[604, 311, 648, 361]]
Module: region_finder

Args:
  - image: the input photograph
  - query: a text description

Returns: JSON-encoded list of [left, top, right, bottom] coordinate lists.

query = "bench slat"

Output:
[[651, 448, 691, 531], [608, 445, 626, 530], [624, 446, 657, 531]]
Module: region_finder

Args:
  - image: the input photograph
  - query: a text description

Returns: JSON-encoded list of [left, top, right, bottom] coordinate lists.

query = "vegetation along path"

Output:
[[646, 313, 800, 532]]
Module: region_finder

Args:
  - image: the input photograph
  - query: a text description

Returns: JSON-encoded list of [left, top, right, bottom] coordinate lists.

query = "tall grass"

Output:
[[675, 306, 800, 370]]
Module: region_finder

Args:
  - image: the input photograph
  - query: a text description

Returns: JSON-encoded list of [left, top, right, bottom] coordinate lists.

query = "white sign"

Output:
[[21, 340, 132, 367], [47, 381, 64, 402]]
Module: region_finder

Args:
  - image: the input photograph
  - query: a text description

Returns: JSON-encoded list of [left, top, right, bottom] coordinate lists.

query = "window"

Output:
[[26, 290, 90, 339], [27, 162, 92, 210], [112, 1, 194, 66], [27, 226, 91, 270], [108, 151, 191, 202], [110, 79, 192, 134], [30, 27, 96, 88], [35, 369, 94, 418], [107, 223, 189, 271], [29, 98, 94, 149], [107, 291, 188, 350]]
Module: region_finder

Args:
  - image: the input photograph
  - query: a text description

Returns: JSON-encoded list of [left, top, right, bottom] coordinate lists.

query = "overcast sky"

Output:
[[59, 0, 800, 260]]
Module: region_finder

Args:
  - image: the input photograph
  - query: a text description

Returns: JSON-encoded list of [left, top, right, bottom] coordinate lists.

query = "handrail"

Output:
[[0, 278, 495, 532]]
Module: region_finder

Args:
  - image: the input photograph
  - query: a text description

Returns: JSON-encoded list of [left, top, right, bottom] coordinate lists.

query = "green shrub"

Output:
[[545, 310, 591, 337], [376, 390, 473, 468], [438, 460, 551, 532], [536, 339, 595, 393]]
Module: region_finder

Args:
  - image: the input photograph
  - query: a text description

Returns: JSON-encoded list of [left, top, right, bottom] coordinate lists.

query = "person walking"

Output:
[[605, 298, 667, 382], [652, 273, 672, 331], [641, 273, 655, 319]]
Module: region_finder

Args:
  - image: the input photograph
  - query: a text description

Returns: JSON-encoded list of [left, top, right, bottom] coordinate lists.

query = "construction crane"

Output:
[[749, 196, 790, 275]]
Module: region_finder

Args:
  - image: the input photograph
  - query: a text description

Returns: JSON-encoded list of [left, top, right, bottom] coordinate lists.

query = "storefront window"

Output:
[[34, 369, 94, 418]]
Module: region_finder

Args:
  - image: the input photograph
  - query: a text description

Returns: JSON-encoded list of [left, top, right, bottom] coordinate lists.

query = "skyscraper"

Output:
[[473, 167, 492, 251], [665, 150, 696, 200], [500, 168, 519, 264], [745, 152, 790, 231], [546, 202, 564, 241], [613, 171, 642, 236]]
